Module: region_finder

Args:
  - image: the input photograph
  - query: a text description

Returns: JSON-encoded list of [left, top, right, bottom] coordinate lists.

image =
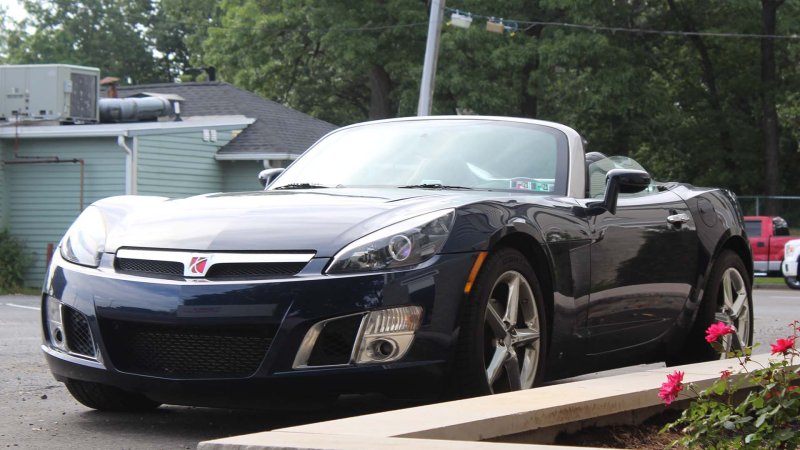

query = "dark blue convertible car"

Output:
[[41, 116, 753, 410]]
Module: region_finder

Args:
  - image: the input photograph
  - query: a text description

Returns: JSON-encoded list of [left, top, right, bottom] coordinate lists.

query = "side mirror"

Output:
[[258, 168, 285, 188], [585, 169, 651, 215]]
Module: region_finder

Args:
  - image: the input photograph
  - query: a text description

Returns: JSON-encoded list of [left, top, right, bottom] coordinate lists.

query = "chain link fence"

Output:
[[738, 196, 800, 231]]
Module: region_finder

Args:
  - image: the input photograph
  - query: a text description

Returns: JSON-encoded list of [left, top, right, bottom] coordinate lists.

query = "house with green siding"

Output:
[[0, 82, 337, 286]]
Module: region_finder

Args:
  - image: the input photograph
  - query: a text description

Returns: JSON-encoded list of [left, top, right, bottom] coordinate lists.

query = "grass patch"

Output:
[[0, 287, 41, 296], [753, 277, 784, 285]]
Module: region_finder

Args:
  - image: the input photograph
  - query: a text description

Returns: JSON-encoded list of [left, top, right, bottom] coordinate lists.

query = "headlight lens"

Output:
[[327, 209, 455, 273], [60, 207, 107, 267]]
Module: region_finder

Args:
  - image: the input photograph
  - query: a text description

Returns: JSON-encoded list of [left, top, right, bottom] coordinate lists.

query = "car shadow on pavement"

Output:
[[71, 394, 425, 446]]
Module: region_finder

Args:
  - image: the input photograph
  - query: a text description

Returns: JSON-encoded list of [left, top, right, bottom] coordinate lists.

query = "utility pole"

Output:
[[417, 0, 445, 116]]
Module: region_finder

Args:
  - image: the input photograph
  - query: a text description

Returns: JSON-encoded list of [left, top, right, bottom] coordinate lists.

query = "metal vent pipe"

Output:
[[99, 97, 172, 123]]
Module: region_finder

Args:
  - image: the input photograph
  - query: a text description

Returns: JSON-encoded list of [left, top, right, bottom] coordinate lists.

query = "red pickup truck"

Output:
[[744, 215, 794, 275]]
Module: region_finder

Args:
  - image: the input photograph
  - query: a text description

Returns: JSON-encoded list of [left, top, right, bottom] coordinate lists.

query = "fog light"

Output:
[[46, 297, 67, 352], [367, 338, 398, 360], [356, 306, 422, 364]]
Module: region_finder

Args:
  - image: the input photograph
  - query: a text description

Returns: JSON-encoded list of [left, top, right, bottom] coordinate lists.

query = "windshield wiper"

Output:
[[273, 183, 330, 190], [398, 183, 473, 190]]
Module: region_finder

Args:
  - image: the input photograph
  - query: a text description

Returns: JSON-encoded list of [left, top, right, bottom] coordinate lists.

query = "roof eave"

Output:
[[0, 116, 255, 139], [215, 152, 300, 161]]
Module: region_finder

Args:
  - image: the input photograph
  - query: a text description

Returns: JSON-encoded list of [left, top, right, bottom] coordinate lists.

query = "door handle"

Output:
[[667, 213, 690, 225]]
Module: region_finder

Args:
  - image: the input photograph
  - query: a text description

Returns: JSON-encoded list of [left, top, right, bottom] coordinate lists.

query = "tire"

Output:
[[65, 379, 161, 412], [671, 250, 753, 364], [784, 276, 800, 290], [453, 248, 547, 397], [783, 259, 800, 289]]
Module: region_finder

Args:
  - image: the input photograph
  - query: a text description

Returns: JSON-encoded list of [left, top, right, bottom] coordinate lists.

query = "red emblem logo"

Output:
[[189, 256, 208, 275]]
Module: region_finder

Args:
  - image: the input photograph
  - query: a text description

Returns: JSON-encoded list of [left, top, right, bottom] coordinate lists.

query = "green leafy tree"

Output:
[[0, 6, 9, 63], [202, 0, 429, 124], [7, 0, 172, 84], [153, 0, 222, 79]]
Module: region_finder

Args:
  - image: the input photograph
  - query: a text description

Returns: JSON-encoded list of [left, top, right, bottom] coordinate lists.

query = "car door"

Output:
[[582, 190, 698, 355]]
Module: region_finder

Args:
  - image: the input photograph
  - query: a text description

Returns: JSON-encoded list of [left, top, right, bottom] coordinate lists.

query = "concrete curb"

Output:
[[198, 354, 775, 450]]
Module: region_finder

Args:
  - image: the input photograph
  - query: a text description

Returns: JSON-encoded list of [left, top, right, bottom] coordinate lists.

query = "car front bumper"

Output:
[[42, 251, 478, 407], [783, 258, 798, 278]]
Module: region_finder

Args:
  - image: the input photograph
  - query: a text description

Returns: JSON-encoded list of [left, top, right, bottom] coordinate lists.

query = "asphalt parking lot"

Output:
[[2, 288, 798, 449]]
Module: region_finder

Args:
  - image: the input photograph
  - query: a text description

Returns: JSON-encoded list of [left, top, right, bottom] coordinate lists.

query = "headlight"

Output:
[[327, 209, 455, 273], [60, 207, 107, 267]]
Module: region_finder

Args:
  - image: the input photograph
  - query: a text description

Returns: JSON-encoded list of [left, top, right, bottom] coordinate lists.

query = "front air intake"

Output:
[[100, 320, 276, 379]]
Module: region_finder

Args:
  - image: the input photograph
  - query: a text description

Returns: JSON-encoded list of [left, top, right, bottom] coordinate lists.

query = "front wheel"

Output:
[[784, 276, 800, 290], [454, 248, 547, 397], [783, 259, 800, 290]]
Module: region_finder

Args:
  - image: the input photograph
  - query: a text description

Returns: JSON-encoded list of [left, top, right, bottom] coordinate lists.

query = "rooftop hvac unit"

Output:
[[0, 64, 100, 123]]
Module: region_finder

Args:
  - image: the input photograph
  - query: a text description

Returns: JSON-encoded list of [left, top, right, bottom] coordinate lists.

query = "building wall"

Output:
[[4, 138, 125, 286], [4, 125, 249, 287], [136, 129, 234, 197], [221, 160, 265, 192]]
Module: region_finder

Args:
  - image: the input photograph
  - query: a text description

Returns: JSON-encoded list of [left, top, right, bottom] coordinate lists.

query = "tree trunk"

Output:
[[761, 0, 783, 214], [368, 65, 393, 120]]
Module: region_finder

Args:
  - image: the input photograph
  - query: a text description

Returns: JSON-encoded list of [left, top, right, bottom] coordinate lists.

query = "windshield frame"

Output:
[[268, 117, 571, 195]]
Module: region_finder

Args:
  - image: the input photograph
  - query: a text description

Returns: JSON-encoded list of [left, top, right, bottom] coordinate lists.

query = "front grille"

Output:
[[205, 262, 306, 280], [116, 258, 183, 277], [63, 306, 95, 357], [100, 320, 275, 378], [307, 315, 364, 366]]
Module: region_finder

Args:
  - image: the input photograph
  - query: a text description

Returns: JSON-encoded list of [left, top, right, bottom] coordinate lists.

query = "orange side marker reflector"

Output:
[[463, 251, 489, 294]]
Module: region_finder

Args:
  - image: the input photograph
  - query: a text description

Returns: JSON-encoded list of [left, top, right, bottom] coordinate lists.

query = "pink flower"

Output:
[[705, 322, 735, 343], [771, 337, 795, 355], [659, 370, 684, 406], [720, 370, 732, 380]]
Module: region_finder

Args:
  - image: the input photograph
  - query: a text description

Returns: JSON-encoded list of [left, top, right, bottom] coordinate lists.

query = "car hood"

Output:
[[103, 189, 465, 257]]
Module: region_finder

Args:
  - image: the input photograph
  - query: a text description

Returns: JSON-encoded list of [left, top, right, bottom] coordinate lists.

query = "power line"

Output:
[[445, 6, 800, 40], [521, 20, 800, 40]]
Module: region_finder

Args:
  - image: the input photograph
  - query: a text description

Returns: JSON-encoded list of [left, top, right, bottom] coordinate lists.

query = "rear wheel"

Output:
[[671, 250, 753, 364], [454, 248, 547, 397], [65, 379, 161, 412]]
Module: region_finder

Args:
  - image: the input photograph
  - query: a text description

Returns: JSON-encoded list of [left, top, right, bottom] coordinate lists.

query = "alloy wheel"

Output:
[[714, 267, 752, 354], [483, 270, 541, 393]]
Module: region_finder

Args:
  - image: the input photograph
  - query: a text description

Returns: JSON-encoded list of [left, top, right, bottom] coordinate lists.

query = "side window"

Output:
[[745, 221, 762, 238]]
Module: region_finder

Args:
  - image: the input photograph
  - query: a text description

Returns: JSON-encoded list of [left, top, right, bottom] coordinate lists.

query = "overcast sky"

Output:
[[1, 0, 28, 22]]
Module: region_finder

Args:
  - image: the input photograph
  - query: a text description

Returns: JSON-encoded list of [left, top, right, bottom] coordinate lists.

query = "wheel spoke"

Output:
[[511, 327, 540, 347], [486, 347, 506, 386], [486, 301, 507, 338], [503, 355, 522, 391], [730, 292, 747, 320], [722, 270, 734, 308], [503, 274, 521, 325], [519, 348, 537, 389]]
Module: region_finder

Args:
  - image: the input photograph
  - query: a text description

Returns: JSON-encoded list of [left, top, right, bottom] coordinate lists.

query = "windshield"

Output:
[[269, 119, 570, 194]]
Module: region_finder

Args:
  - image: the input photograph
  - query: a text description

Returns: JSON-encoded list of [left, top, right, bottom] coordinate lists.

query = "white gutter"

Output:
[[215, 152, 301, 161], [0, 116, 255, 139], [116, 135, 135, 195]]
